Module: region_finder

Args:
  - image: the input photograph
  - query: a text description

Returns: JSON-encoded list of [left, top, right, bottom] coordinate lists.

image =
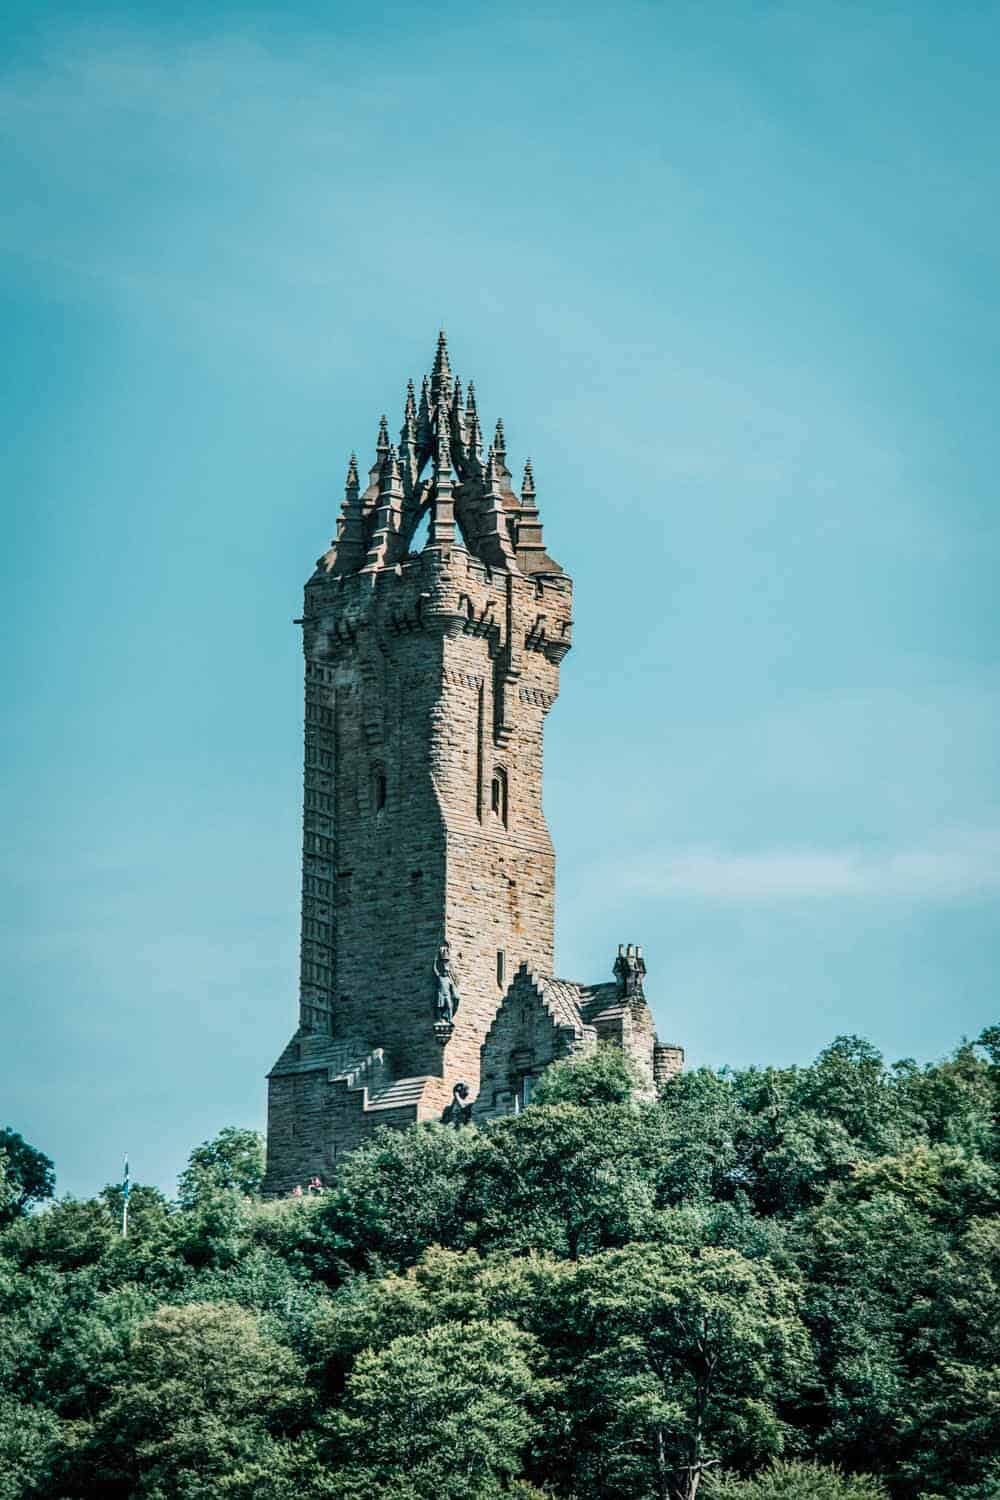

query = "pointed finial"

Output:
[[376, 414, 390, 455], [460, 381, 480, 461], [493, 418, 506, 462], [476, 447, 520, 572], [430, 329, 452, 405], [521, 458, 535, 500], [486, 446, 502, 490], [400, 382, 417, 471], [329, 451, 366, 574], [435, 396, 453, 478], [415, 374, 433, 453], [375, 442, 404, 511], [427, 392, 456, 549]]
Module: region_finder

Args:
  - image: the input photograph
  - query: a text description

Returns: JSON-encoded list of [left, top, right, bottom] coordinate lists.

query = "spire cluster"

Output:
[[321, 333, 562, 579]]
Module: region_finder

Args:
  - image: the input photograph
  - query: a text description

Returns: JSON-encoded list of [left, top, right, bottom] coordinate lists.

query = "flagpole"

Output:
[[121, 1154, 130, 1239]]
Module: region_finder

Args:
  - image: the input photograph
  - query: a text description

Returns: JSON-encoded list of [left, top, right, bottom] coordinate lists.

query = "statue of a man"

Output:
[[434, 942, 461, 1024], [442, 1080, 472, 1127]]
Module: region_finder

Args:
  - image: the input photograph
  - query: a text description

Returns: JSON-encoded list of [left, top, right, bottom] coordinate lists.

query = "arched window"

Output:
[[490, 766, 508, 826], [373, 767, 387, 814]]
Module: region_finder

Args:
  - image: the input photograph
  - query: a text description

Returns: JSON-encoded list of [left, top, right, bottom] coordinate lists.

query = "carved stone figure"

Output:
[[442, 1080, 472, 1126], [434, 941, 462, 1024]]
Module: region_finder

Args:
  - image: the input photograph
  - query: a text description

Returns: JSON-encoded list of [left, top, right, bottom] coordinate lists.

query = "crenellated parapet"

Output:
[[300, 530, 573, 781]]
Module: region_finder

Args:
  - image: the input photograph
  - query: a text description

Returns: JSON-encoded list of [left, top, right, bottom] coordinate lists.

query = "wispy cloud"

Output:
[[620, 830, 1000, 903]]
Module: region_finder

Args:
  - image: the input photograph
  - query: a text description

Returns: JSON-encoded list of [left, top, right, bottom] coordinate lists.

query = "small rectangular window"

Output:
[[496, 949, 505, 987]]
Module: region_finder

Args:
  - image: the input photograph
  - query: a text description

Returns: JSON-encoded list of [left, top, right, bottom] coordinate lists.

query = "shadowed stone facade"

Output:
[[474, 951, 684, 1122], [264, 335, 682, 1193]]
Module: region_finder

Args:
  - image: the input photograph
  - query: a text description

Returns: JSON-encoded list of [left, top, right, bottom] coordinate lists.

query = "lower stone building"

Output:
[[474, 944, 684, 1121]]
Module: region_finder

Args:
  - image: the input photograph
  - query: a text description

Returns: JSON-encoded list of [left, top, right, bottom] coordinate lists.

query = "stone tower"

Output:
[[263, 334, 573, 1191]]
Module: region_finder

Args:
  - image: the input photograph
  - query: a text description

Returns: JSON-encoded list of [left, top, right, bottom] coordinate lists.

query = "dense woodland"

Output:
[[2, 1029, 998, 1500]]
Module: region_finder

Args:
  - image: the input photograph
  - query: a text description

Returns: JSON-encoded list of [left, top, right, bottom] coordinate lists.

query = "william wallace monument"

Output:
[[263, 335, 683, 1193]]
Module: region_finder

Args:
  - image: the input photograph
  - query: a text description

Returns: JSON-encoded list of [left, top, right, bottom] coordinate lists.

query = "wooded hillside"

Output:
[[2, 1030, 998, 1500]]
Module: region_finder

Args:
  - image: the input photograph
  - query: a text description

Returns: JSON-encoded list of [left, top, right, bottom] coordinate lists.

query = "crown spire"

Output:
[[476, 448, 519, 572], [450, 376, 466, 449], [399, 381, 420, 494], [466, 382, 483, 462], [365, 413, 392, 494], [314, 334, 563, 577], [435, 397, 453, 484], [326, 452, 366, 574], [428, 394, 456, 549], [364, 443, 405, 570], [416, 374, 433, 456], [514, 456, 549, 569], [430, 329, 452, 406]]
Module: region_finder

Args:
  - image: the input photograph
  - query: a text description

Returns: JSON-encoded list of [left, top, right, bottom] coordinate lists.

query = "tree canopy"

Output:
[[1, 1026, 997, 1499], [0, 1129, 54, 1228]]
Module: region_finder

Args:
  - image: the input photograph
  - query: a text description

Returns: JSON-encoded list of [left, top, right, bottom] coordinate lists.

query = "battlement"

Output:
[[302, 544, 572, 667]]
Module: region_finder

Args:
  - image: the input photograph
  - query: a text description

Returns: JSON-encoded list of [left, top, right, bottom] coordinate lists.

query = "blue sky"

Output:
[[2, 0, 998, 1199]]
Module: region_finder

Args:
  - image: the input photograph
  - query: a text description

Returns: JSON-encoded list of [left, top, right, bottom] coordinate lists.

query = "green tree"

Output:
[[656, 1069, 744, 1204], [0, 1198, 117, 1273], [324, 1318, 542, 1499], [899, 1215, 1000, 1497], [0, 1393, 62, 1500], [531, 1043, 640, 1107], [894, 1041, 998, 1157], [794, 1145, 1000, 1493], [0, 1129, 54, 1226], [564, 1243, 810, 1500], [65, 1301, 311, 1499], [710, 1459, 888, 1498], [310, 1121, 487, 1276], [471, 1102, 663, 1259], [177, 1128, 265, 1207]]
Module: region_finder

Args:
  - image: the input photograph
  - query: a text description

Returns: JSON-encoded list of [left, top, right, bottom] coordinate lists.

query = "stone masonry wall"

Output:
[[589, 999, 658, 1096], [474, 969, 593, 1121], [265, 536, 572, 1188], [653, 1043, 685, 1087]]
